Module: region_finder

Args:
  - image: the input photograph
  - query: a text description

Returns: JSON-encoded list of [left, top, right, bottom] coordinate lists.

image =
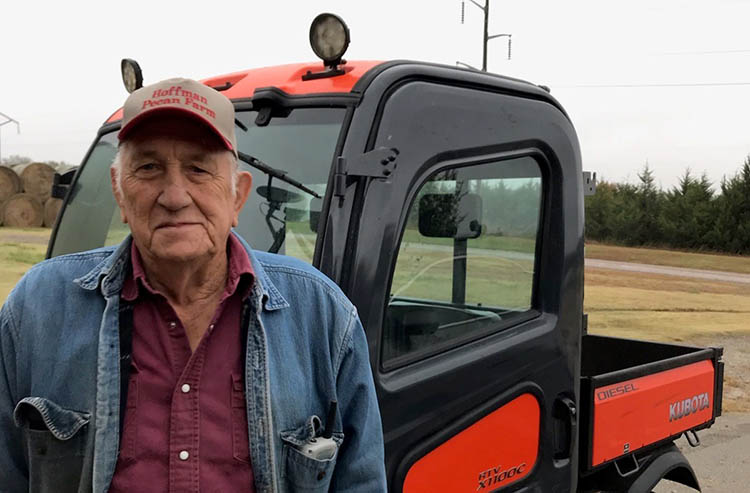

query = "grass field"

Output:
[[586, 242, 750, 274], [0, 229, 49, 303], [1, 228, 748, 410], [584, 267, 750, 339]]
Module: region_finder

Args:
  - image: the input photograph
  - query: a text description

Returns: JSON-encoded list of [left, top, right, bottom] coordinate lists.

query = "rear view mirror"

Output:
[[50, 168, 77, 200], [418, 192, 482, 239]]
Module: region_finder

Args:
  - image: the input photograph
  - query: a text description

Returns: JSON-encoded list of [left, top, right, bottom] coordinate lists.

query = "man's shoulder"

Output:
[[24, 246, 116, 278], [251, 251, 351, 307], [9, 247, 117, 299], [2, 247, 115, 337]]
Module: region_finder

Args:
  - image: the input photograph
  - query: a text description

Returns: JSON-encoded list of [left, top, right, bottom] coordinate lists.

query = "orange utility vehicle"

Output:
[[48, 14, 724, 492]]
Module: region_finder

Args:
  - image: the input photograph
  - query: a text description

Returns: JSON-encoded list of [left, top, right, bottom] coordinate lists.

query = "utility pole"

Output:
[[0, 112, 21, 165], [482, 0, 490, 71], [460, 0, 512, 71]]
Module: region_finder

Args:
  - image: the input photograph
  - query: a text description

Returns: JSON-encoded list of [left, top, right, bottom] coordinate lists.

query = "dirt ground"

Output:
[[671, 333, 750, 489], [653, 411, 750, 493], [691, 333, 750, 413]]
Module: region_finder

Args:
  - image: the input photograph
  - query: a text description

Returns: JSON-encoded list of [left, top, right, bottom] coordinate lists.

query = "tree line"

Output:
[[585, 157, 750, 255], [1, 154, 72, 169]]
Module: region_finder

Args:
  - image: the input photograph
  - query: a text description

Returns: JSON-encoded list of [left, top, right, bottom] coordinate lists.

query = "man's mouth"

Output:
[[156, 222, 200, 230]]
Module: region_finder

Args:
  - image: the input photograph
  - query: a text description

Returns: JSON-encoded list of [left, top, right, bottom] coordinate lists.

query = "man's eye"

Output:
[[190, 166, 209, 174], [136, 163, 157, 172]]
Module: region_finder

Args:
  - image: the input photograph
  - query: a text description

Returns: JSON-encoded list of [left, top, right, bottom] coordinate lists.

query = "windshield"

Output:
[[49, 107, 346, 264]]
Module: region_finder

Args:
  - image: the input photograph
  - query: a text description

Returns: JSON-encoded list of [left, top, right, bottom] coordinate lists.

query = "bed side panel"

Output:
[[591, 360, 714, 467]]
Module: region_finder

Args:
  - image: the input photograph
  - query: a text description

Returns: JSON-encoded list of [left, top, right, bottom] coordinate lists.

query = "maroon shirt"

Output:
[[109, 235, 256, 493]]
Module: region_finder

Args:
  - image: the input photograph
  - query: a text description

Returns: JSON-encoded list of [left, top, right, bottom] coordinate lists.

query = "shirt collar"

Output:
[[75, 232, 288, 311], [121, 234, 255, 303]]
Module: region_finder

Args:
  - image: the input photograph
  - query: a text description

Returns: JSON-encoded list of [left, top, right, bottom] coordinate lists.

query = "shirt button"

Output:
[[169, 322, 177, 329], [181, 384, 191, 393], [179, 450, 189, 461], [209, 323, 215, 330]]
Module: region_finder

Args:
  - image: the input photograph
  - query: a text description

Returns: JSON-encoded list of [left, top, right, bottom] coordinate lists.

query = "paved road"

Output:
[[403, 242, 750, 285], [586, 258, 750, 285], [652, 413, 750, 492]]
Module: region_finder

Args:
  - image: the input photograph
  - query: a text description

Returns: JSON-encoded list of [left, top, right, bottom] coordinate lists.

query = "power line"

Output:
[[553, 81, 750, 89], [655, 49, 750, 55]]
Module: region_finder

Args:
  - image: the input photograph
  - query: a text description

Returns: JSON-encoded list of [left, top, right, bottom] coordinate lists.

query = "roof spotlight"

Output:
[[309, 13, 350, 68], [121, 58, 143, 94]]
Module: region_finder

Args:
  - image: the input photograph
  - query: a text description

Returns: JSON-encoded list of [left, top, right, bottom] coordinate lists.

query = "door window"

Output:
[[383, 156, 543, 366]]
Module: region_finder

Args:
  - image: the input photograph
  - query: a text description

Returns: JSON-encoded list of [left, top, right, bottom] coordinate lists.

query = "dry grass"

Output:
[[585, 268, 750, 339], [0, 228, 49, 302], [586, 242, 750, 274]]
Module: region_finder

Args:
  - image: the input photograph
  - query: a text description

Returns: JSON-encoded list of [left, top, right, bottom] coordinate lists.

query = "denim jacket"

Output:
[[0, 234, 386, 492]]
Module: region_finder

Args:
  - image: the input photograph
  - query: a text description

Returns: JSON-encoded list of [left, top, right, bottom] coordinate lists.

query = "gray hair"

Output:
[[111, 141, 239, 196]]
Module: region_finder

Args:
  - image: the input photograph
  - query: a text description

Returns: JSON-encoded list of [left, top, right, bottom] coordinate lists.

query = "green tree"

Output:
[[0, 154, 31, 166], [710, 157, 750, 254], [660, 169, 715, 249], [584, 180, 617, 241], [631, 164, 664, 245]]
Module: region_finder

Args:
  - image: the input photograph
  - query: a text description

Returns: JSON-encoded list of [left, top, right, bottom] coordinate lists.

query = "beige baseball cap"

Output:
[[118, 77, 237, 157]]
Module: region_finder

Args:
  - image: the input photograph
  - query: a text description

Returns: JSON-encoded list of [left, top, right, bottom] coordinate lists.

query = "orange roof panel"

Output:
[[106, 60, 384, 124]]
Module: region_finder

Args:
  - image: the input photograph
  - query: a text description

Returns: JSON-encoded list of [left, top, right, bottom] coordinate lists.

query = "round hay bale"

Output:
[[43, 197, 64, 227], [0, 166, 22, 203], [2, 193, 44, 227], [14, 162, 56, 202]]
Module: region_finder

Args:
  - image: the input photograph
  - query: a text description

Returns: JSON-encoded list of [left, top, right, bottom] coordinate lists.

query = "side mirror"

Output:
[[50, 168, 77, 200], [418, 192, 483, 240]]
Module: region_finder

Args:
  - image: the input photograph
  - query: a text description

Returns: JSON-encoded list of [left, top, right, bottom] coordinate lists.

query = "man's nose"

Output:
[[156, 168, 192, 210]]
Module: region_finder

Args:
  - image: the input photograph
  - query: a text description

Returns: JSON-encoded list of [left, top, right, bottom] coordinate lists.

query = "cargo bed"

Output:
[[579, 334, 724, 472]]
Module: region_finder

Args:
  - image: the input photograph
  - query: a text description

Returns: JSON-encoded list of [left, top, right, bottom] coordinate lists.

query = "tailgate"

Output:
[[580, 335, 724, 471]]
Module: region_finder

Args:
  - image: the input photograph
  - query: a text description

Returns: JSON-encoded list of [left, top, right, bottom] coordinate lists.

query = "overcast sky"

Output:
[[2, 0, 749, 189]]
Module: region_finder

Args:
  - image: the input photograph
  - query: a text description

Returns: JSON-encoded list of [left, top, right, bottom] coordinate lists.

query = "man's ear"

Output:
[[110, 166, 128, 224], [232, 171, 253, 227]]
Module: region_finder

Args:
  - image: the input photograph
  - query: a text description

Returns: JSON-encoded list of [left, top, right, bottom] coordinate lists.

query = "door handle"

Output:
[[552, 396, 577, 463]]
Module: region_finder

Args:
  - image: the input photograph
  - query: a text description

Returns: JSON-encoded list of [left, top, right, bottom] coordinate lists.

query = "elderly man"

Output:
[[0, 78, 386, 492]]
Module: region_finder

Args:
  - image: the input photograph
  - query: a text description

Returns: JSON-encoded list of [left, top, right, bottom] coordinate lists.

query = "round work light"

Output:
[[309, 13, 350, 66], [121, 58, 143, 94]]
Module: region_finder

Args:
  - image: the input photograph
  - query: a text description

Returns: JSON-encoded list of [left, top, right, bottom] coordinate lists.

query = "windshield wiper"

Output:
[[237, 151, 321, 199]]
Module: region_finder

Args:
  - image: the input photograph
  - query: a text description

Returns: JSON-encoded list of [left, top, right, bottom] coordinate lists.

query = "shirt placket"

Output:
[[167, 317, 216, 493]]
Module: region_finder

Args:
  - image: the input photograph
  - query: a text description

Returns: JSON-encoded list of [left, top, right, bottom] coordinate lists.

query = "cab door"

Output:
[[329, 65, 584, 492]]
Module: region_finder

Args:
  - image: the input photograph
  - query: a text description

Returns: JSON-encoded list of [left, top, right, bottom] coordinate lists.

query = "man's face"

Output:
[[111, 116, 252, 264]]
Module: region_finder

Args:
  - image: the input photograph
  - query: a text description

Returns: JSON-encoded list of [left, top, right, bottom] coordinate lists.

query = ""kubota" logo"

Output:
[[669, 392, 710, 421]]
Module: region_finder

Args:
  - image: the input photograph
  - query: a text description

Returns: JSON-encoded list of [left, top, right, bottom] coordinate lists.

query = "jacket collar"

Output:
[[73, 232, 289, 311]]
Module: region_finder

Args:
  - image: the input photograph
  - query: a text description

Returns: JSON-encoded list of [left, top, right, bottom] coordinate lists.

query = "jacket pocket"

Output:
[[231, 373, 251, 463], [280, 418, 343, 492], [13, 396, 91, 492]]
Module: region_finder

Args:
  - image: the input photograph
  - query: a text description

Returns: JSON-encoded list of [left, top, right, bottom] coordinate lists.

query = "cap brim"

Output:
[[118, 107, 236, 155]]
